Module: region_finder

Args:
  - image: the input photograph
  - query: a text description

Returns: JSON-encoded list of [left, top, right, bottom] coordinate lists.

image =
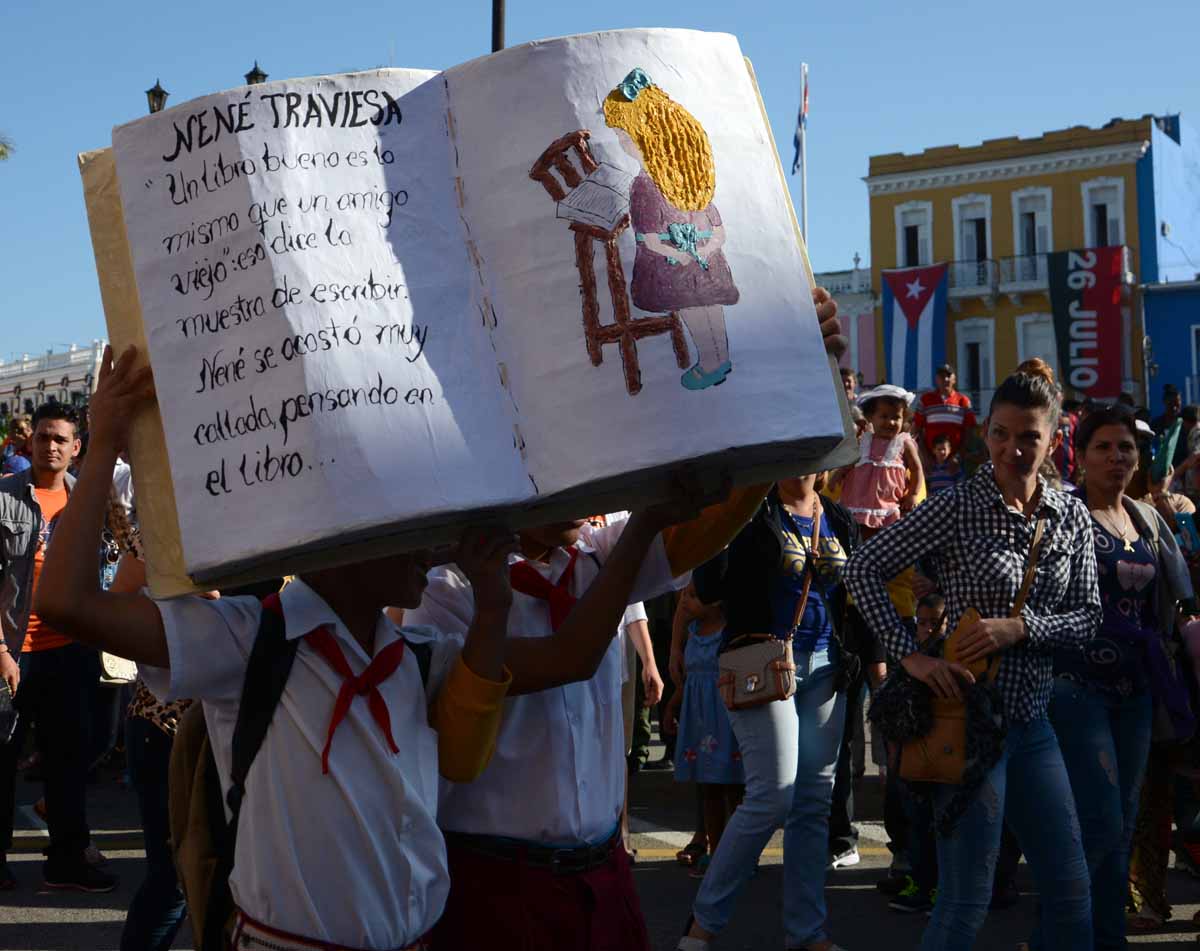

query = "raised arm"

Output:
[[429, 528, 516, 781], [34, 346, 168, 667], [505, 505, 692, 695]]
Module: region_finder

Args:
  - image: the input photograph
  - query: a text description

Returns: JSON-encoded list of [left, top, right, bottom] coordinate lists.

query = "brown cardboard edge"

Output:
[[77, 148, 199, 598]]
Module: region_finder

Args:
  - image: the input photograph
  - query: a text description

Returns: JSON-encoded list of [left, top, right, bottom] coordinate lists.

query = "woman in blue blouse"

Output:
[[844, 359, 1101, 951], [1049, 405, 1193, 949]]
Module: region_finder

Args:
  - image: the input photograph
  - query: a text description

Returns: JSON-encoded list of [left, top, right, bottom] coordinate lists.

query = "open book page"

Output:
[[444, 30, 844, 498], [110, 69, 528, 579]]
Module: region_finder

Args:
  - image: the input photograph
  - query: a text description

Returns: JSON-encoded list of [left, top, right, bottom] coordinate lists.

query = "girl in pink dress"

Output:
[[839, 385, 925, 537]]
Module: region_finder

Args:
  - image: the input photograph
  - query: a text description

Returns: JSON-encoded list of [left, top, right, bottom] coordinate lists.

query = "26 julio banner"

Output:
[[1048, 247, 1124, 397]]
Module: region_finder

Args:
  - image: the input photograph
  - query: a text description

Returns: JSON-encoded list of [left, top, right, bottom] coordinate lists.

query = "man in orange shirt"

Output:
[[0, 404, 115, 892]]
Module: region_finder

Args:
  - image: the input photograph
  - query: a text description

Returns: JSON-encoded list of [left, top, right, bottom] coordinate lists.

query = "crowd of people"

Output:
[[3, 289, 1200, 951]]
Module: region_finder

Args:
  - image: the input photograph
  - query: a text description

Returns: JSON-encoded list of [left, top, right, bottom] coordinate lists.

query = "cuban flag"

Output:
[[881, 264, 948, 391]]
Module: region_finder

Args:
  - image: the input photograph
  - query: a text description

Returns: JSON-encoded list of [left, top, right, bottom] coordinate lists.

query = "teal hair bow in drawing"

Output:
[[617, 68, 653, 101]]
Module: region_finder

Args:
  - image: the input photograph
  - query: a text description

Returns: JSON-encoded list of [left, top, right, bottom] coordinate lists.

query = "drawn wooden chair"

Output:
[[529, 130, 690, 395]]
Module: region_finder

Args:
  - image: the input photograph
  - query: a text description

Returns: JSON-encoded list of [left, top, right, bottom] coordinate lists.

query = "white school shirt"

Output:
[[140, 580, 460, 949], [405, 521, 686, 846], [605, 513, 648, 684], [620, 601, 649, 684]]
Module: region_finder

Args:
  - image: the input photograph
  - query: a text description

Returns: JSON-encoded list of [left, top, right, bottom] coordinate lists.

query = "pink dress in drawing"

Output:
[[840, 433, 917, 529]]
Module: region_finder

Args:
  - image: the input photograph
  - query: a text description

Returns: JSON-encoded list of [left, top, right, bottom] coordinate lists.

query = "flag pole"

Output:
[[800, 63, 809, 243]]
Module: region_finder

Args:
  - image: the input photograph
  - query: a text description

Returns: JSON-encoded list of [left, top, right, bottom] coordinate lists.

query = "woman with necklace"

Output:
[[1061, 406, 1195, 944], [844, 359, 1100, 950], [676, 474, 867, 951]]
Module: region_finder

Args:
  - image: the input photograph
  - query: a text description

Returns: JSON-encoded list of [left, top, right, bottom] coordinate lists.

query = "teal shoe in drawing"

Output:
[[680, 360, 732, 391]]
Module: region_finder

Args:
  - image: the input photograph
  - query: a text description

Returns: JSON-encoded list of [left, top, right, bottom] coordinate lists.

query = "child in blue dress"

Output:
[[665, 584, 744, 877]]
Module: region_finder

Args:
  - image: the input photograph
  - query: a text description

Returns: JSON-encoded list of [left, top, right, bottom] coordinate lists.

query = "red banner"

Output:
[[1048, 247, 1124, 397]]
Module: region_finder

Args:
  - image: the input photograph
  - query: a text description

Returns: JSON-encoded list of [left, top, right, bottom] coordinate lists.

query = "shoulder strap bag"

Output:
[[718, 499, 823, 711], [901, 517, 1047, 784]]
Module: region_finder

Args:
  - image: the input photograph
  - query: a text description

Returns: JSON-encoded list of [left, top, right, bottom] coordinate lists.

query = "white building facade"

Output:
[[813, 256, 877, 382], [0, 341, 107, 418]]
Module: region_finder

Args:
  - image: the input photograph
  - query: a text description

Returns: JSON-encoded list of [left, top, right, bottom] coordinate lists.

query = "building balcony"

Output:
[[947, 259, 998, 309], [999, 253, 1049, 300], [998, 247, 1134, 303]]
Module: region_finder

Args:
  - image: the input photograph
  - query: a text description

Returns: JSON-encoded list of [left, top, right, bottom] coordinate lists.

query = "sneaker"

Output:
[[83, 846, 108, 867], [42, 860, 117, 893], [1174, 847, 1200, 878], [828, 846, 860, 870], [889, 879, 933, 914]]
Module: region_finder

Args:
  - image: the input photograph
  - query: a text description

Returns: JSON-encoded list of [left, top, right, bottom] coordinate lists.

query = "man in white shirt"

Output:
[[34, 348, 518, 951], [408, 496, 769, 950], [36, 347, 712, 951], [409, 285, 846, 951]]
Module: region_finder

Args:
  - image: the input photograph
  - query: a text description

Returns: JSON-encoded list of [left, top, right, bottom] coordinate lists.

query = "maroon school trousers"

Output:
[[432, 839, 650, 951]]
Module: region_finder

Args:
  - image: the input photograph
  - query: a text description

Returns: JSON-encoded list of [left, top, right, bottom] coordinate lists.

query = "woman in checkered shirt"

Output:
[[844, 360, 1101, 951]]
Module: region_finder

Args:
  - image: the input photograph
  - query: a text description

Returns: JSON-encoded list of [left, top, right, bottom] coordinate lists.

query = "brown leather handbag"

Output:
[[900, 518, 1047, 784], [718, 499, 823, 711]]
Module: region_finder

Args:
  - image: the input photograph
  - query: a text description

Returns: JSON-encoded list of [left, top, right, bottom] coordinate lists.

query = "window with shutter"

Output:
[[905, 225, 920, 268], [896, 202, 933, 269], [1084, 181, 1124, 249]]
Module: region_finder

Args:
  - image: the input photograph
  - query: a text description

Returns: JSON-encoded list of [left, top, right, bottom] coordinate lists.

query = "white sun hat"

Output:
[[857, 384, 915, 409]]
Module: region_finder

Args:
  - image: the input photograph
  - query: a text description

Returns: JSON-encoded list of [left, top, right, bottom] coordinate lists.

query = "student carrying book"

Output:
[[410, 287, 848, 951], [35, 346, 708, 951]]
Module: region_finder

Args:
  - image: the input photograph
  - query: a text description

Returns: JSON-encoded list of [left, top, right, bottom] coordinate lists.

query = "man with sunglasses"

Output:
[[0, 404, 115, 893]]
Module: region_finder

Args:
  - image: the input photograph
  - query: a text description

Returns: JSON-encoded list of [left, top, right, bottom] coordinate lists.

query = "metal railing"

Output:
[[947, 259, 998, 292], [1000, 254, 1048, 286], [999, 247, 1134, 287]]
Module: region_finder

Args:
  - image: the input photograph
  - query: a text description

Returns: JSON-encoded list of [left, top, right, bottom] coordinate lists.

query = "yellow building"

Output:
[[866, 118, 1154, 413]]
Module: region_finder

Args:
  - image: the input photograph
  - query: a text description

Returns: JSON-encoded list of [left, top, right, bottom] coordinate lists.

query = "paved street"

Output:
[[3, 749, 1200, 950]]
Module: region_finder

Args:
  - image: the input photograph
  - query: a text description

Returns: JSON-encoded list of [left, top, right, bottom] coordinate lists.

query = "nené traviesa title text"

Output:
[[143, 86, 434, 498]]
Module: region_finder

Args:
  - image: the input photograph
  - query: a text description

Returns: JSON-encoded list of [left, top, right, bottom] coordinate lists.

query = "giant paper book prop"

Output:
[[80, 29, 854, 595]]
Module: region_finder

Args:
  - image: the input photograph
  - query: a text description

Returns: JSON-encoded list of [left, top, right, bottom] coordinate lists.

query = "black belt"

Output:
[[444, 829, 618, 876]]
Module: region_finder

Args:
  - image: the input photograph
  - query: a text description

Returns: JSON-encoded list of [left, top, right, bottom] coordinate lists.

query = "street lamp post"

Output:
[[492, 0, 504, 51], [145, 79, 169, 114], [245, 62, 268, 85]]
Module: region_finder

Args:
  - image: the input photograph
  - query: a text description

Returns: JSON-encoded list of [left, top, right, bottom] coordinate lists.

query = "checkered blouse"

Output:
[[843, 463, 1101, 722]]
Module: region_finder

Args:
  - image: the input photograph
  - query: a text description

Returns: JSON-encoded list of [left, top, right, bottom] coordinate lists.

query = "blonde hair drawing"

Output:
[[604, 79, 715, 212]]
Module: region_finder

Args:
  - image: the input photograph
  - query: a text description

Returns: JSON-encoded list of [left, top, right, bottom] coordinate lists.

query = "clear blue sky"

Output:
[[1, 0, 1196, 357]]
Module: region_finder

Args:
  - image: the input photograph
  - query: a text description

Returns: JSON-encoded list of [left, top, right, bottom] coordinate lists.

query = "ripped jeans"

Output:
[[1045, 679, 1152, 950], [692, 648, 844, 948], [921, 716, 1091, 951]]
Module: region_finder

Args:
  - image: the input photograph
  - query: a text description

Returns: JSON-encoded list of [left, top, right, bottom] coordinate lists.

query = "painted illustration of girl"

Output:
[[604, 69, 740, 391]]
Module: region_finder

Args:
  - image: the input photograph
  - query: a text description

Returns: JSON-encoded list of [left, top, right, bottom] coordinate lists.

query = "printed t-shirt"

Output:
[[1055, 520, 1157, 697], [914, 391, 976, 454], [768, 510, 848, 653], [23, 485, 70, 653]]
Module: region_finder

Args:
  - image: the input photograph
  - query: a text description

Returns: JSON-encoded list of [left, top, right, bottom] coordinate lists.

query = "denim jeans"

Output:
[[692, 648, 844, 948], [829, 668, 866, 855], [921, 716, 1091, 951], [1045, 679, 1152, 951], [120, 716, 187, 951]]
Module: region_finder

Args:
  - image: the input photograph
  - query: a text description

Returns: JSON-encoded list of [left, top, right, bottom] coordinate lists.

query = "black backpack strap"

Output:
[[226, 594, 300, 813], [405, 637, 433, 687], [204, 592, 299, 950]]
